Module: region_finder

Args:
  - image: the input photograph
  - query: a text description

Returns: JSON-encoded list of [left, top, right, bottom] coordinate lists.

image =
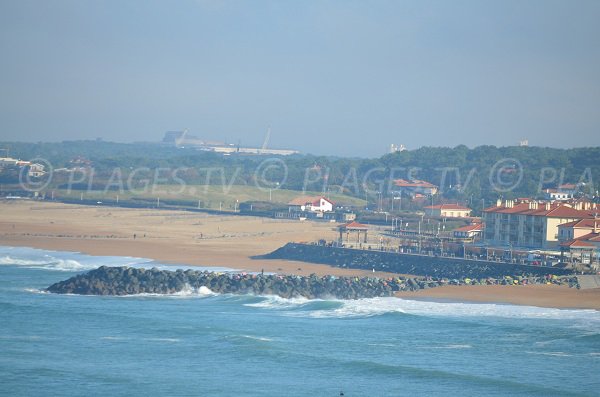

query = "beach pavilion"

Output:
[[339, 221, 369, 244]]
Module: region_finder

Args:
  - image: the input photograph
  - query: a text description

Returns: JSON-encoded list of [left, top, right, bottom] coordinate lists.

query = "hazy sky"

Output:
[[1, 0, 599, 157]]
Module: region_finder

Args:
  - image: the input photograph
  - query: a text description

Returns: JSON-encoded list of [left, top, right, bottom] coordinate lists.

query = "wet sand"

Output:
[[2, 200, 599, 310], [396, 285, 600, 310]]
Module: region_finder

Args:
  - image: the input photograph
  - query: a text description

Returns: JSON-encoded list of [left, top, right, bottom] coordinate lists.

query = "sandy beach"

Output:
[[396, 285, 600, 310], [1, 200, 599, 310]]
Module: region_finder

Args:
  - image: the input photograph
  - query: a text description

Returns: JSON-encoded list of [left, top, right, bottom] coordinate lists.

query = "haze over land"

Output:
[[1, 1, 599, 156]]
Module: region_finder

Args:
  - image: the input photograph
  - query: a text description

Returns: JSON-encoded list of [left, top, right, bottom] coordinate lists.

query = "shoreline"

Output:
[[5, 241, 599, 311], [2, 201, 600, 310], [396, 285, 600, 311]]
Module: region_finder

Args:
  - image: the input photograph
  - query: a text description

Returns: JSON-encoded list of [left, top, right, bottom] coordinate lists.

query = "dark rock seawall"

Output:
[[257, 243, 573, 279], [46, 266, 403, 299]]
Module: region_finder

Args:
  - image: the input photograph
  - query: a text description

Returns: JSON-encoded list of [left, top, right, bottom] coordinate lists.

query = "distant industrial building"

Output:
[[390, 144, 406, 153], [162, 130, 299, 156]]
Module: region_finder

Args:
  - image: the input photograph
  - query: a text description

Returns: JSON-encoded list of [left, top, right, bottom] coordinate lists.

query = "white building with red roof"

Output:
[[424, 203, 471, 218], [483, 199, 597, 249], [543, 188, 574, 201], [453, 223, 484, 239], [288, 196, 335, 213]]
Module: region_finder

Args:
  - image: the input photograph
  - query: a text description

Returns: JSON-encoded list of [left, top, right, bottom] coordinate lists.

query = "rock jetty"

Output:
[[46, 266, 579, 299], [47, 266, 398, 299], [257, 243, 574, 279]]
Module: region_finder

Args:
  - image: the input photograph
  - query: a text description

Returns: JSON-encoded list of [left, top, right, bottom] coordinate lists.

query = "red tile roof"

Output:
[[288, 196, 334, 206], [576, 232, 600, 242], [558, 218, 600, 229], [559, 183, 578, 190], [393, 179, 437, 188], [484, 202, 593, 218], [560, 240, 596, 248], [340, 221, 369, 230], [453, 224, 483, 233], [425, 203, 471, 211]]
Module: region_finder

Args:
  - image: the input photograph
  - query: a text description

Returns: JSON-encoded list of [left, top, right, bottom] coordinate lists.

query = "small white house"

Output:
[[288, 196, 335, 212], [543, 189, 573, 201]]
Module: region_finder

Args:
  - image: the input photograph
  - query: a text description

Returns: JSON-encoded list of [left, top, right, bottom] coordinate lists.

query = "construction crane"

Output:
[[175, 129, 188, 147], [260, 127, 271, 154]]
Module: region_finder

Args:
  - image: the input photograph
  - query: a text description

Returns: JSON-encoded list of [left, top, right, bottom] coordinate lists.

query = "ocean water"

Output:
[[1, 246, 599, 396]]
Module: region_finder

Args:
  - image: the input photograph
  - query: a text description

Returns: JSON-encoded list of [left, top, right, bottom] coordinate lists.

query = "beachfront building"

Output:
[[559, 240, 598, 268], [392, 179, 438, 197], [483, 199, 597, 249], [424, 203, 471, 218], [558, 218, 600, 242], [288, 196, 335, 213], [557, 218, 600, 267], [453, 223, 484, 239]]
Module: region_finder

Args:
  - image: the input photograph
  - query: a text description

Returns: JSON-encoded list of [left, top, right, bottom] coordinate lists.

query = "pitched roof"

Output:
[[560, 240, 596, 248], [576, 232, 600, 242], [288, 196, 334, 206], [339, 221, 369, 230], [559, 183, 578, 190], [545, 188, 572, 194], [453, 223, 483, 233], [393, 179, 437, 188], [425, 203, 471, 211], [558, 218, 600, 229], [484, 201, 593, 218]]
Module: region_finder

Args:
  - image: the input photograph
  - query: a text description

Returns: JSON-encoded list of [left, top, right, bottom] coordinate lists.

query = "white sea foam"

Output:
[[420, 344, 473, 350], [239, 334, 273, 342], [23, 287, 48, 294], [100, 336, 128, 341], [143, 338, 181, 343], [0, 335, 45, 341], [367, 343, 396, 347], [0, 255, 94, 271], [172, 284, 216, 297], [244, 295, 312, 309], [119, 285, 217, 298], [0, 248, 149, 272], [0, 245, 230, 273], [525, 351, 573, 357], [248, 295, 600, 328]]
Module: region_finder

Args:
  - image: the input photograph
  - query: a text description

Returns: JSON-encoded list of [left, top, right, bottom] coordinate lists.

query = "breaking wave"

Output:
[[0, 246, 237, 274], [0, 255, 95, 272], [246, 295, 600, 326], [118, 284, 217, 299]]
